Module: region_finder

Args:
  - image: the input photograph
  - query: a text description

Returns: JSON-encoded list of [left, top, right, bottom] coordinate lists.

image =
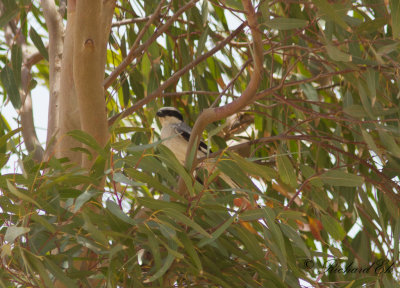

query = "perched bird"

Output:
[[156, 107, 209, 163], [156, 107, 237, 188]]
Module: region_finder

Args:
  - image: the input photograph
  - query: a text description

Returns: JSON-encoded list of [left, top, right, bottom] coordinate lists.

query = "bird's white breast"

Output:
[[160, 125, 205, 164]]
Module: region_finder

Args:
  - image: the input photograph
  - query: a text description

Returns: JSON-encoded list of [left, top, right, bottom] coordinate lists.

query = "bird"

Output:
[[156, 106, 238, 188]]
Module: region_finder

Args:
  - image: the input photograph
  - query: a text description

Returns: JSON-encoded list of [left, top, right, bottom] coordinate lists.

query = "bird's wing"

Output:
[[173, 122, 210, 154]]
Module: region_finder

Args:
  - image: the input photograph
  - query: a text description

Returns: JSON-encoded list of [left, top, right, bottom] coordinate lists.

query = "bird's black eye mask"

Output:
[[156, 110, 183, 121]]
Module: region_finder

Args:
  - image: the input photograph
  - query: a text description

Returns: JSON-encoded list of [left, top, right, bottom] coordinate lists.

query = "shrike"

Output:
[[156, 107, 237, 188]]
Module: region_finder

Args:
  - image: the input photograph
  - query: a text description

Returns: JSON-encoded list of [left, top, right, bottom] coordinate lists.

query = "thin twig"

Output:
[[104, 0, 198, 89], [107, 22, 246, 126]]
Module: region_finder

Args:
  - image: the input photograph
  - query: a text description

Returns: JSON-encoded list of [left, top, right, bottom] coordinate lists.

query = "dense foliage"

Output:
[[0, 0, 399, 287]]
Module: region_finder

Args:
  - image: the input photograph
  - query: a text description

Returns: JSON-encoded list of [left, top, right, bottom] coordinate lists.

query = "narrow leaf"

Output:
[[0, 128, 21, 148], [7, 180, 41, 207], [180, 232, 203, 272], [264, 17, 308, 30], [106, 200, 137, 225], [11, 44, 22, 87], [276, 154, 297, 188], [1, 66, 21, 109], [318, 170, 363, 187], [198, 216, 235, 247], [136, 197, 186, 213], [390, 0, 400, 39], [44, 258, 78, 288], [67, 130, 107, 158], [326, 44, 352, 62], [163, 208, 211, 238], [145, 253, 175, 282], [321, 214, 346, 241], [29, 27, 49, 61], [0, 0, 18, 28], [5, 226, 30, 243]]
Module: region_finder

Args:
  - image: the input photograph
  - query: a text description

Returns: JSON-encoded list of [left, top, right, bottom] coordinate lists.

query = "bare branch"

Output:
[[42, 0, 64, 157], [111, 17, 151, 27], [20, 66, 45, 161]]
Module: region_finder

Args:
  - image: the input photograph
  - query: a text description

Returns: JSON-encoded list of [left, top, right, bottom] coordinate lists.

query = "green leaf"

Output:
[[11, 44, 22, 87], [312, 0, 348, 29], [145, 253, 175, 283], [157, 145, 194, 196], [276, 153, 297, 188], [263, 207, 287, 267], [318, 170, 363, 187], [0, 153, 10, 169], [162, 208, 212, 238], [280, 223, 311, 258], [228, 152, 276, 181], [234, 225, 264, 261], [106, 200, 137, 225], [342, 105, 367, 118], [5, 226, 30, 243], [23, 251, 53, 288], [326, 44, 352, 62], [357, 82, 374, 118], [1, 66, 21, 109], [0, 128, 21, 149], [82, 211, 108, 246], [378, 130, 400, 158], [180, 232, 202, 272], [240, 209, 266, 221], [264, 17, 308, 30], [43, 258, 78, 288], [321, 214, 346, 241], [198, 216, 235, 247], [124, 168, 185, 201], [73, 189, 99, 212], [394, 219, 400, 261], [362, 129, 382, 160], [7, 180, 41, 208], [136, 197, 186, 213], [0, 0, 18, 28], [390, 0, 400, 39], [30, 214, 56, 233], [29, 27, 49, 61], [196, 27, 209, 57], [126, 138, 163, 152], [67, 130, 107, 158]]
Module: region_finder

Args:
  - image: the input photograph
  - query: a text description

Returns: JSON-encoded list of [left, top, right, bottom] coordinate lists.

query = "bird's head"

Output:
[[156, 107, 184, 126]]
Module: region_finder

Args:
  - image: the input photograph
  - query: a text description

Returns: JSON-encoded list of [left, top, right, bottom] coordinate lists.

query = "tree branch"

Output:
[[103, 0, 198, 90], [72, 0, 115, 168], [42, 0, 64, 158], [178, 0, 263, 195], [111, 17, 151, 27], [107, 22, 245, 126], [4, 13, 45, 162]]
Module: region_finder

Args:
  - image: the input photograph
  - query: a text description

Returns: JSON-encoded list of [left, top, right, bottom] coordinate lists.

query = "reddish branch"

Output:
[[108, 22, 246, 126], [177, 0, 264, 196]]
